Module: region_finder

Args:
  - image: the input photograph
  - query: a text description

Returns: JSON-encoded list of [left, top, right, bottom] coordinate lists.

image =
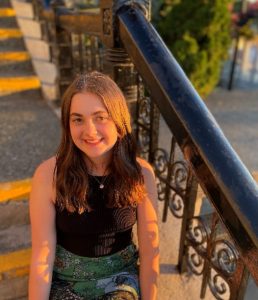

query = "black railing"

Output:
[[32, 0, 258, 299]]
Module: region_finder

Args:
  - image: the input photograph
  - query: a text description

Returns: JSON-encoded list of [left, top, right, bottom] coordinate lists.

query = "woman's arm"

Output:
[[29, 158, 56, 300], [137, 158, 160, 300]]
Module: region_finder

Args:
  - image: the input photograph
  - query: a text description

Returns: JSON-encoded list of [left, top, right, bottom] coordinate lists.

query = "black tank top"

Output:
[[55, 175, 137, 257]]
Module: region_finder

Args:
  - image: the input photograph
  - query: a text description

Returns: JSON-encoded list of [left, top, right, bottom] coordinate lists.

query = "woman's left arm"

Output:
[[137, 159, 160, 300]]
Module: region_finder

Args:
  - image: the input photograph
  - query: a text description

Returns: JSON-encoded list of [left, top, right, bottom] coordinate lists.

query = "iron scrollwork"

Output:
[[152, 149, 168, 201], [186, 217, 210, 252], [168, 190, 185, 218], [153, 148, 168, 176], [207, 239, 239, 300], [138, 96, 151, 126], [187, 246, 205, 276], [211, 239, 239, 276], [185, 217, 210, 275], [103, 8, 112, 35], [208, 271, 230, 300]]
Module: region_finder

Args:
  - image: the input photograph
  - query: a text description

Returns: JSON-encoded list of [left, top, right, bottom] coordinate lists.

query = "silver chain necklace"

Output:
[[91, 174, 109, 189]]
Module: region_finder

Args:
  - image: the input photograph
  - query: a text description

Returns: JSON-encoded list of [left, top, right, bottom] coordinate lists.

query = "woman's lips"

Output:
[[83, 138, 103, 145]]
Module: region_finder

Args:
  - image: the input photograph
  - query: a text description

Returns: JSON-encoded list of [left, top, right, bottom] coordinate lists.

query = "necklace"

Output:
[[91, 174, 109, 189]]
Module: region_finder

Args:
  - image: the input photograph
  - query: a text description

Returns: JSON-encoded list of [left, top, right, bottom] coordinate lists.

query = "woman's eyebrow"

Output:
[[92, 110, 108, 115], [70, 112, 83, 117], [70, 111, 108, 117]]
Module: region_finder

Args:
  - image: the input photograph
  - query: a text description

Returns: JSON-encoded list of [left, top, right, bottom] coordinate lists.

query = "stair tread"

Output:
[[0, 178, 31, 203], [0, 51, 29, 60], [0, 28, 22, 39], [0, 60, 35, 77], [0, 1, 12, 9], [0, 224, 31, 255], [0, 17, 17, 29], [0, 76, 41, 95], [0, 37, 26, 52], [0, 247, 31, 277], [0, 8, 15, 17]]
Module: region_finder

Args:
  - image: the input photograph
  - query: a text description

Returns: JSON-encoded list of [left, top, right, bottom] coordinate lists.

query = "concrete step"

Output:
[[0, 248, 31, 300], [0, 15, 17, 29], [0, 60, 35, 77], [0, 36, 26, 52], [0, 76, 41, 96], [0, 51, 29, 62], [0, 178, 31, 230], [0, 28, 22, 39], [11, 0, 59, 101], [0, 51, 30, 77], [0, 1, 12, 9], [0, 178, 31, 299], [0, 224, 31, 254], [0, 8, 15, 17]]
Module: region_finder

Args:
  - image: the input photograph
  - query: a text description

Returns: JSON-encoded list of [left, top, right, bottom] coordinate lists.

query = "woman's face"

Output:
[[69, 92, 118, 166]]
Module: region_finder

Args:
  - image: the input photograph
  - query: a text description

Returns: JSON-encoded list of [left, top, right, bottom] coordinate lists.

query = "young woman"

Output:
[[29, 71, 159, 300]]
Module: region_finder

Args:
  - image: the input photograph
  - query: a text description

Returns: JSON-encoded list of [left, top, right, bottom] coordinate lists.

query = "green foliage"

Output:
[[239, 20, 256, 40], [157, 0, 232, 97]]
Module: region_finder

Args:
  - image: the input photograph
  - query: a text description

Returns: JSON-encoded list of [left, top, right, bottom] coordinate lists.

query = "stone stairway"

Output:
[[0, 1, 60, 299], [0, 3, 34, 299]]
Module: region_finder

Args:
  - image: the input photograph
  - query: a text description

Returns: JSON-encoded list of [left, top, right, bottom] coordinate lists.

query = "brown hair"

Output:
[[55, 71, 145, 212]]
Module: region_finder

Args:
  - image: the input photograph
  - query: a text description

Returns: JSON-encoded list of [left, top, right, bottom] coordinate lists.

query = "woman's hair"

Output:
[[55, 71, 146, 212]]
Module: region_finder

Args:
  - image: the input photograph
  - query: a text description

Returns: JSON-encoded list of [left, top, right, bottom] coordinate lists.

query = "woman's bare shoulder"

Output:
[[33, 156, 56, 184], [136, 157, 155, 178]]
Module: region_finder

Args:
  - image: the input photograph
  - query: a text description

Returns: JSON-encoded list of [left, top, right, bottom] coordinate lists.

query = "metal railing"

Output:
[[32, 1, 258, 299]]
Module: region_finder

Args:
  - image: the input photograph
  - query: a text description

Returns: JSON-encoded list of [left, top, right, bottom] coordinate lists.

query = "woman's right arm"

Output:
[[29, 159, 56, 300]]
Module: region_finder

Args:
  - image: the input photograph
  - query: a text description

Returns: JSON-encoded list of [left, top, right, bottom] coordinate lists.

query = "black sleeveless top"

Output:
[[55, 175, 137, 257]]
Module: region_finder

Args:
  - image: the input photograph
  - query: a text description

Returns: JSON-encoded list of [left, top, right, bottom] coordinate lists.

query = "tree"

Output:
[[157, 0, 232, 97]]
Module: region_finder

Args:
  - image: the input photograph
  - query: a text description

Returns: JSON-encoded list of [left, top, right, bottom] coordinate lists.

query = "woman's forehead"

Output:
[[70, 92, 108, 114]]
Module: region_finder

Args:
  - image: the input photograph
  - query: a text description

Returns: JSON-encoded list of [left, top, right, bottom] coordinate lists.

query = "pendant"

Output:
[[99, 184, 104, 189]]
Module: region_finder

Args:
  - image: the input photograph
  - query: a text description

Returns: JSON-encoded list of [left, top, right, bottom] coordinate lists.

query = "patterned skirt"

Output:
[[49, 244, 140, 300]]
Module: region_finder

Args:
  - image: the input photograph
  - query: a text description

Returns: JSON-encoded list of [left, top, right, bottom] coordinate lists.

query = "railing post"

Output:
[[100, 0, 151, 123], [178, 172, 198, 273], [50, 1, 74, 100]]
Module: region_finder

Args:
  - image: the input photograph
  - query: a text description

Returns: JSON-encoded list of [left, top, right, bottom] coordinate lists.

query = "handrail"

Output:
[[116, 5, 258, 282]]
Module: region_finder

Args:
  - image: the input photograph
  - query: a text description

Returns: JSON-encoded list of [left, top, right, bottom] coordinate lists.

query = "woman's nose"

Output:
[[83, 119, 97, 136]]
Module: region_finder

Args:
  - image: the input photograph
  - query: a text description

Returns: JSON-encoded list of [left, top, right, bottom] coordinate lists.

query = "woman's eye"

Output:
[[71, 118, 82, 124], [95, 116, 108, 122]]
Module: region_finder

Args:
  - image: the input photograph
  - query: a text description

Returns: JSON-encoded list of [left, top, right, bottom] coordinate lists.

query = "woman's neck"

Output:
[[85, 158, 110, 176]]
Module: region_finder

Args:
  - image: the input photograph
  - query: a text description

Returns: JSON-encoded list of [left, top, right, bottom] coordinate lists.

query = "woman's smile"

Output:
[[83, 137, 104, 147]]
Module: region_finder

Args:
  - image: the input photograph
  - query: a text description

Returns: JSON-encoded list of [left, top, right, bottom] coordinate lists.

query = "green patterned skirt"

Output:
[[49, 244, 140, 300]]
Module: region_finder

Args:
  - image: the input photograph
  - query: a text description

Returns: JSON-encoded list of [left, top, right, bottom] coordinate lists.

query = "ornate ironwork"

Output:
[[205, 239, 239, 299], [211, 240, 239, 276], [208, 271, 230, 300], [186, 217, 210, 253], [153, 148, 168, 176], [155, 176, 166, 201], [137, 126, 150, 158], [184, 215, 246, 300], [103, 8, 112, 35], [138, 96, 151, 126], [187, 246, 205, 276], [171, 161, 188, 189], [168, 190, 184, 218]]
